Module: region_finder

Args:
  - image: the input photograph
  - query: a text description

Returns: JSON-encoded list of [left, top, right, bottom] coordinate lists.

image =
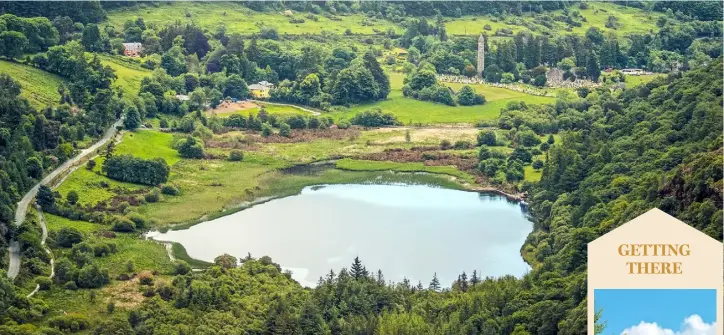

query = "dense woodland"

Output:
[[0, 1, 721, 335]]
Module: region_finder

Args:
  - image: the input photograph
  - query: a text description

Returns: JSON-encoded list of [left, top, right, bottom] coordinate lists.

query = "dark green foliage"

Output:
[[350, 108, 399, 127], [36, 277, 52, 290], [161, 184, 180, 196], [103, 155, 169, 185], [228, 150, 244, 161], [37, 185, 55, 209], [174, 260, 191, 275], [111, 217, 135, 232], [214, 253, 237, 269], [261, 122, 273, 137], [176, 136, 205, 159], [56, 227, 83, 248], [279, 123, 291, 137], [123, 106, 141, 130], [48, 314, 90, 332], [93, 317, 133, 335], [477, 130, 497, 146], [66, 190, 79, 205], [456, 85, 486, 105]]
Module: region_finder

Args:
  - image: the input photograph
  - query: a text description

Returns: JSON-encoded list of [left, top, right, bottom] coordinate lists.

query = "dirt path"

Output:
[[26, 205, 54, 298], [248, 100, 321, 116], [7, 118, 122, 280]]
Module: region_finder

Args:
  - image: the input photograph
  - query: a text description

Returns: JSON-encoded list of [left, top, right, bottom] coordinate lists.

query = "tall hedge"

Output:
[[103, 155, 169, 185]]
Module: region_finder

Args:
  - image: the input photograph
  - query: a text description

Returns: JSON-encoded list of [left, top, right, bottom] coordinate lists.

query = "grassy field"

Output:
[[56, 130, 178, 206], [0, 60, 66, 108], [445, 2, 662, 36], [209, 103, 313, 118], [625, 73, 665, 87], [335, 158, 476, 183], [106, 2, 402, 35], [329, 72, 555, 125], [96, 54, 152, 98]]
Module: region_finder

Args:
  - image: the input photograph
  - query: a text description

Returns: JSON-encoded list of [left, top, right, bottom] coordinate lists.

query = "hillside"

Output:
[[0, 60, 66, 108]]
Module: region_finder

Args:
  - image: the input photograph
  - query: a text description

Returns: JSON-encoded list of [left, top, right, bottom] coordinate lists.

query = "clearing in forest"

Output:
[[0, 60, 66, 109]]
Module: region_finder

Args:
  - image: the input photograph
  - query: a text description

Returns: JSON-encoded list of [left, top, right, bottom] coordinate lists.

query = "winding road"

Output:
[[7, 119, 122, 280]]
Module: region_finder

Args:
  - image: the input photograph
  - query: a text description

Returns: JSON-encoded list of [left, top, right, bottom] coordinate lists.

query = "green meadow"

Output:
[[105, 2, 402, 35], [0, 60, 66, 109], [330, 72, 555, 125], [97, 54, 152, 97]]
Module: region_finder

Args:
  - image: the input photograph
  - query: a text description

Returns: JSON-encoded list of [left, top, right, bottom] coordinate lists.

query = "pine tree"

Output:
[[429, 272, 441, 291], [36, 185, 55, 209], [459, 272, 468, 292], [470, 270, 480, 287], [350, 256, 368, 280], [299, 300, 327, 335], [376, 269, 385, 285]]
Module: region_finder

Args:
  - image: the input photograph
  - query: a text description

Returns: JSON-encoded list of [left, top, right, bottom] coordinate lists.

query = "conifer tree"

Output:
[[350, 256, 368, 280], [470, 270, 480, 287], [460, 272, 469, 292], [429, 272, 441, 291]]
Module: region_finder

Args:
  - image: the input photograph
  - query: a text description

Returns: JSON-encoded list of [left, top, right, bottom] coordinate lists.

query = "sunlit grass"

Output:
[[0, 60, 65, 108]]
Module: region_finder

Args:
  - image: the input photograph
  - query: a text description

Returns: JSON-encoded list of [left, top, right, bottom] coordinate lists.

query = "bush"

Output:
[[66, 190, 79, 205], [112, 217, 136, 232], [63, 281, 78, 290], [57, 227, 84, 248], [144, 191, 160, 203], [279, 123, 291, 137], [77, 263, 110, 288], [533, 159, 544, 170], [453, 140, 473, 149], [103, 155, 169, 185], [174, 260, 191, 275], [337, 120, 351, 129], [350, 108, 399, 127], [440, 139, 452, 150], [138, 271, 154, 285], [48, 314, 90, 332], [477, 130, 497, 146], [86, 159, 96, 171], [36, 277, 52, 290], [176, 136, 205, 159], [229, 150, 244, 161], [261, 122, 273, 137], [127, 213, 148, 229], [161, 185, 180, 196], [456, 85, 486, 106]]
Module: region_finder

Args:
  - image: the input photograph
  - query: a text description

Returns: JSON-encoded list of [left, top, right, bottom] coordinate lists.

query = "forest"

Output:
[[0, 1, 721, 334]]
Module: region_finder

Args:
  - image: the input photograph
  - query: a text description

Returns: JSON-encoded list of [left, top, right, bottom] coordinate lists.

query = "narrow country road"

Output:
[[7, 118, 122, 279]]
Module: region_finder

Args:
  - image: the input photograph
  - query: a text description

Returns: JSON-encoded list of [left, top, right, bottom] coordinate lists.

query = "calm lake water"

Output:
[[149, 184, 533, 287]]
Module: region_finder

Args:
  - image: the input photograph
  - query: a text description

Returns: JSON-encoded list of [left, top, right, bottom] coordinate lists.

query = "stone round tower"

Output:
[[477, 34, 485, 78]]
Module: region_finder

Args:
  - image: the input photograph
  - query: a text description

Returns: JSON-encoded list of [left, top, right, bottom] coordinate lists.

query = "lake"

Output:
[[148, 184, 533, 287]]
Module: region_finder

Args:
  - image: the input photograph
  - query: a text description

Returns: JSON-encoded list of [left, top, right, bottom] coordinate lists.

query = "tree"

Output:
[[261, 122, 273, 137], [123, 106, 141, 130], [93, 317, 134, 335], [125, 260, 134, 273], [279, 122, 291, 137], [587, 51, 601, 82], [429, 272, 440, 291], [214, 253, 238, 269], [456, 85, 485, 105], [66, 190, 79, 205], [0, 31, 28, 58], [477, 130, 497, 146], [26, 156, 43, 178], [81, 23, 104, 52], [37, 185, 55, 209], [459, 272, 468, 292], [57, 227, 83, 248], [470, 270, 480, 287], [350, 256, 368, 280], [224, 74, 248, 99], [299, 300, 328, 335], [177, 136, 205, 159], [533, 159, 544, 170]]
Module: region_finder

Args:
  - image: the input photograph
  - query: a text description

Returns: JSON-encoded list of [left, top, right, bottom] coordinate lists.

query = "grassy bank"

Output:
[[0, 60, 65, 108]]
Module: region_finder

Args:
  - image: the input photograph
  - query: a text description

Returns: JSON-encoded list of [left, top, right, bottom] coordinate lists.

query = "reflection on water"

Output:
[[150, 184, 532, 287]]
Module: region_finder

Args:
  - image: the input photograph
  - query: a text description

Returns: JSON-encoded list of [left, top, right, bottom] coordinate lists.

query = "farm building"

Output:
[[122, 43, 143, 57], [249, 81, 274, 99]]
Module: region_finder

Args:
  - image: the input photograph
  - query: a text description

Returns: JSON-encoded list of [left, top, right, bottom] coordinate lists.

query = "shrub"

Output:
[[440, 139, 452, 150], [36, 277, 52, 290], [261, 122, 273, 137], [63, 281, 78, 290], [533, 159, 544, 170], [144, 191, 160, 203], [86, 159, 96, 171], [456, 85, 486, 106], [57, 227, 83, 248], [337, 120, 351, 129], [279, 123, 291, 137], [229, 150, 244, 161], [138, 271, 154, 285], [350, 108, 399, 127], [112, 218, 136, 232], [103, 155, 169, 185], [77, 263, 110, 288], [48, 314, 90, 332], [161, 185, 180, 196], [453, 140, 473, 149], [477, 130, 497, 146], [177, 136, 205, 159], [127, 213, 148, 229], [175, 260, 191, 275]]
